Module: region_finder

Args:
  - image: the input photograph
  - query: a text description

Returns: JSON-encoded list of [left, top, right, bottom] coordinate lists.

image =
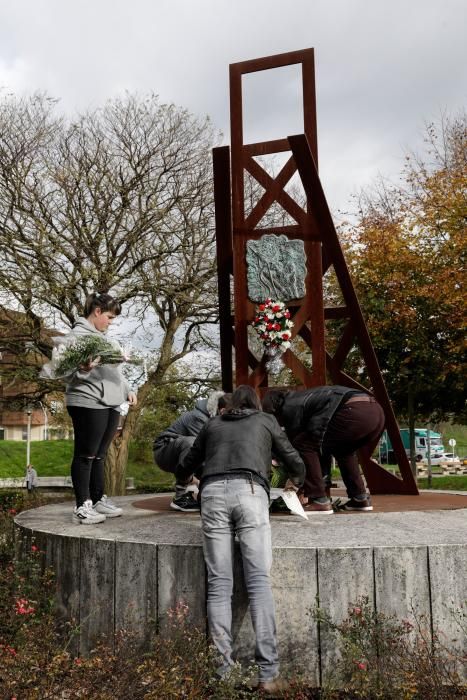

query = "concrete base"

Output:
[[15, 494, 467, 684]]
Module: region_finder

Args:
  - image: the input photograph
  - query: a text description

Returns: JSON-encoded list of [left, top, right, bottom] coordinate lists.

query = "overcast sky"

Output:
[[0, 0, 465, 216]]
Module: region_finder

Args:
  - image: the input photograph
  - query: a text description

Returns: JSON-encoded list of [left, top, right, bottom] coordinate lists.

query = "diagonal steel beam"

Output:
[[289, 133, 418, 495]]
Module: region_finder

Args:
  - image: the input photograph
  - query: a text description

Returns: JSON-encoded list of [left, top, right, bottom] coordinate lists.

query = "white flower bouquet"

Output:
[[41, 334, 143, 380]]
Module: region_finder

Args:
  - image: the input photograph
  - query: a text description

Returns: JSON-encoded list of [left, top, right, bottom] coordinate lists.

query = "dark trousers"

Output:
[[67, 406, 120, 507], [154, 436, 196, 494], [293, 399, 385, 500]]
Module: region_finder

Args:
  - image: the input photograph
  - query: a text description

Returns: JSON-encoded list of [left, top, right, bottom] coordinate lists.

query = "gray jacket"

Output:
[[64, 317, 130, 409], [25, 467, 38, 486], [153, 394, 224, 452]]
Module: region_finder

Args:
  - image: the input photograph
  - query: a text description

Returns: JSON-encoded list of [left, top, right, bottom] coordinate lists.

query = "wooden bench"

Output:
[[417, 460, 464, 477], [440, 464, 462, 475]]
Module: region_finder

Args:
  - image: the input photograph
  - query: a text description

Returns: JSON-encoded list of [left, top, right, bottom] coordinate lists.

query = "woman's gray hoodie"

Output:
[[64, 317, 130, 410]]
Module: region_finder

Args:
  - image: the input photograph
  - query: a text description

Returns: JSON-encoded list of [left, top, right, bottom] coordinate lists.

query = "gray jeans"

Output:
[[200, 477, 279, 682]]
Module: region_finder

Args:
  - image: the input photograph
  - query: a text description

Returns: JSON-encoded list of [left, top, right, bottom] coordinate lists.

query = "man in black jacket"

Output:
[[153, 391, 225, 511], [177, 385, 305, 695], [263, 385, 385, 513]]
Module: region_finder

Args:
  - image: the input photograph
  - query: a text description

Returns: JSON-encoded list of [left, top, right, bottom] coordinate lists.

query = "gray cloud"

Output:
[[0, 0, 465, 212]]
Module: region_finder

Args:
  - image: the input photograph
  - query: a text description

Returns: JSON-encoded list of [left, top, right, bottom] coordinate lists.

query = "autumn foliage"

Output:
[[344, 114, 466, 425]]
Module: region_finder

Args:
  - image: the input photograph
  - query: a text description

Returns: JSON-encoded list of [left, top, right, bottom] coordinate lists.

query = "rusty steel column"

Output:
[[212, 48, 418, 495]]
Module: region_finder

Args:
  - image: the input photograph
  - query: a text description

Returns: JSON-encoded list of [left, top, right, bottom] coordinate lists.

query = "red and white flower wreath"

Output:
[[251, 298, 293, 352]]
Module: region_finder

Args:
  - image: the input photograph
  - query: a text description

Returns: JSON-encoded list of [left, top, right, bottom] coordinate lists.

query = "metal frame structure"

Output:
[[213, 48, 418, 494]]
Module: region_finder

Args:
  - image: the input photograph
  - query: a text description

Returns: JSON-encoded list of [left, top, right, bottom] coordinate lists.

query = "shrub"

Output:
[[314, 596, 467, 699], [0, 499, 263, 699], [2, 496, 465, 699], [0, 490, 25, 513], [0, 495, 60, 699]]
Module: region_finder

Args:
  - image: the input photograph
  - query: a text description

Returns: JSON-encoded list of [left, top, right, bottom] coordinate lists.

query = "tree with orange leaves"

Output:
[[345, 113, 466, 465]]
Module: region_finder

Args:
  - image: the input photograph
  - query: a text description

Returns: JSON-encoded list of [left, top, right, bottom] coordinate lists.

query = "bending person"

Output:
[[153, 391, 226, 512], [177, 385, 305, 695], [263, 385, 385, 513]]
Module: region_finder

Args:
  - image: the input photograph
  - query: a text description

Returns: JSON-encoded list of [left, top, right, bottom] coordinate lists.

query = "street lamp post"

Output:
[[25, 405, 33, 467], [426, 424, 432, 489]]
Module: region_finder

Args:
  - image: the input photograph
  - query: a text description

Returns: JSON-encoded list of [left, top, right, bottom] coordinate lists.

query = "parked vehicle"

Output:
[[422, 453, 460, 466], [379, 428, 446, 463]]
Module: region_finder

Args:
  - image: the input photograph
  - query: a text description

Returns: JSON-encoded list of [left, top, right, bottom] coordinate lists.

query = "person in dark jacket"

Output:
[[153, 391, 225, 511], [263, 385, 385, 513], [177, 385, 305, 695]]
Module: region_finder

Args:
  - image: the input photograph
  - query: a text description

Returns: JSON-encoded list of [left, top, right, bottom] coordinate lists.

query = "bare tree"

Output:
[[0, 92, 220, 493]]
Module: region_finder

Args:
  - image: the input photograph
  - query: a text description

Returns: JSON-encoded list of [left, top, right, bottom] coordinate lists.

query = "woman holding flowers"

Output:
[[64, 293, 137, 525]]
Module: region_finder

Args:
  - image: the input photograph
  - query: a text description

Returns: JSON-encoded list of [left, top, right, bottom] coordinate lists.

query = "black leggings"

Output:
[[67, 406, 120, 507]]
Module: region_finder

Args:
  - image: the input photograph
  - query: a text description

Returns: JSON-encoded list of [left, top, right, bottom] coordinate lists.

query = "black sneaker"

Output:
[[343, 497, 373, 512], [170, 492, 200, 512]]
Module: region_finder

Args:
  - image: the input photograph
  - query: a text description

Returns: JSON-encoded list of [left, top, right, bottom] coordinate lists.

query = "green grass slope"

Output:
[[0, 440, 174, 490]]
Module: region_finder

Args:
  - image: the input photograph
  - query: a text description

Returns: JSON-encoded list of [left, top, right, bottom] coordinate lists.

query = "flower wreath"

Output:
[[251, 298, 293, 353]]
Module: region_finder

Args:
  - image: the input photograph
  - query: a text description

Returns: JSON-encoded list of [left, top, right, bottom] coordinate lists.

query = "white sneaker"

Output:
[[185, 483, 199, 497], [73, 499, 106, 525], [94, 495, 123, 518]]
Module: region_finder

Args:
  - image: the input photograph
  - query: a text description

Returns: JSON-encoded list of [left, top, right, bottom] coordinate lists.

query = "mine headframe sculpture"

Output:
[[213, 48, 418, 495]]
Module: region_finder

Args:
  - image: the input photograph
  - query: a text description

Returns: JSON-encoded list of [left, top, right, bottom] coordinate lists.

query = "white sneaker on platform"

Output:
[[94, 495, 123, 518], [73, 499, 106, 525], [185, 483, 199, 497]]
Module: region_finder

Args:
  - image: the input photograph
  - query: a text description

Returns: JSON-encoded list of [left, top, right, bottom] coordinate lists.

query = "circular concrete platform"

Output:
[[133, 489, 467, 515], [15, 494, 467, 683]]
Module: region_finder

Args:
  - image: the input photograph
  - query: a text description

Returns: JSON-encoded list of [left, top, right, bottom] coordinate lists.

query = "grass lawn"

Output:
[[126, 457, 175, 491], [0, 440, 73, 477], [1, 440, 466, 492], [331, 466, 467, 491], [418, 475, 467, 490], [0, 439, 174, 491]]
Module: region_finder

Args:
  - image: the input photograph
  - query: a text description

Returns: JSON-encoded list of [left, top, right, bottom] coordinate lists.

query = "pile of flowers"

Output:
[[251, 298, 293, 352]]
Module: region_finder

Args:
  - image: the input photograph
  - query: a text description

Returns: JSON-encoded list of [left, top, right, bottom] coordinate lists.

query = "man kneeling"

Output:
[[153, 391, 225, 511]]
